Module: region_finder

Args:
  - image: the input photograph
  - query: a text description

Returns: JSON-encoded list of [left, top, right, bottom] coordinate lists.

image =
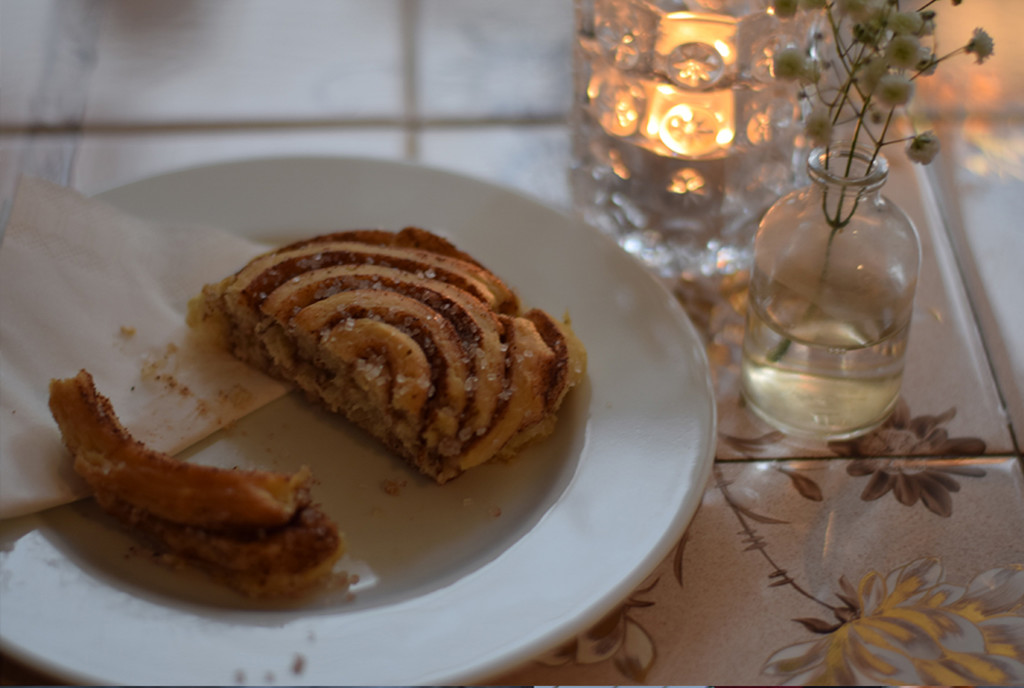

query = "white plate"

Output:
[[0, 157, 715, 685]]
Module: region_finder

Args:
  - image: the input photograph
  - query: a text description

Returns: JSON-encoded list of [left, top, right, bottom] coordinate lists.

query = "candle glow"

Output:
[[588, 7, 740, 160]]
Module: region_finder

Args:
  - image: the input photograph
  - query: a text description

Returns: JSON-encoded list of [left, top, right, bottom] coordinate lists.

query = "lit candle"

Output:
[[588, 7, 739, 160], [573, 0, 812, 276]]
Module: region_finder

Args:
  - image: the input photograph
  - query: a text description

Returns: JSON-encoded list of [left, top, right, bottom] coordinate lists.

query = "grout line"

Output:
[[712, 454, 1015, 464], [4, 113, 1012, 139], [0, 117, 567, 138]]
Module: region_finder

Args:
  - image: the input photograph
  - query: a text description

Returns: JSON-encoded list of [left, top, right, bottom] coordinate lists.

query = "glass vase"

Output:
[[740, 144, 921, 440]]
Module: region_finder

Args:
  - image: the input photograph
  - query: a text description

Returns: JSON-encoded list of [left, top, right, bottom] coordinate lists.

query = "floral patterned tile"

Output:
[[493, 456, 1024, 686], [416, 0, 572, 120]]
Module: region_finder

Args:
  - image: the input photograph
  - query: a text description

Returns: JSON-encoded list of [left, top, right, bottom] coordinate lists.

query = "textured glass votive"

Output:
[[571, 0, 814, 278]]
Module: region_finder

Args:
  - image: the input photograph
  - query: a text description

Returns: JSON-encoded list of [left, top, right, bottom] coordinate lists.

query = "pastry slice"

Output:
[[188, 227, 587, 483], [49, 370, 344, 598]]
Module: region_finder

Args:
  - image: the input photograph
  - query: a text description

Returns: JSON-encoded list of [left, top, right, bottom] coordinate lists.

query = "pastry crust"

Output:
[[189, 227, 587, 483], [48, 370, 344, 597]]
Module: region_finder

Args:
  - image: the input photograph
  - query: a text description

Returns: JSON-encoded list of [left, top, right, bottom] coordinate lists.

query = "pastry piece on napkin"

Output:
[[48, 370, 344, 597], [0, 177, 288, 520]]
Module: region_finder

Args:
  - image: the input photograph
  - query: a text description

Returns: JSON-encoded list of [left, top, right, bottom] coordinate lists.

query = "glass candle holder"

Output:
[[571, 0, 815, 278]]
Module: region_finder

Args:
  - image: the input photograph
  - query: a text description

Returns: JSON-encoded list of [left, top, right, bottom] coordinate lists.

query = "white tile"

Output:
[[1, 0, 52, 124], [71, 128, 407, 195], [417, 0, 573, 119], [418, 124, 571, 211], [83, 0, 403, 125], [0, 0, 103, 126], [947, 126, 1024, 434]]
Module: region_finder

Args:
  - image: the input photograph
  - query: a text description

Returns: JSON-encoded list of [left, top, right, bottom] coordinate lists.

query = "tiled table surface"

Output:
[[1, 0, 1022, 685]]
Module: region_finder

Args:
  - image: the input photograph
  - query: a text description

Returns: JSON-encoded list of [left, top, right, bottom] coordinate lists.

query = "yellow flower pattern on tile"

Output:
[[763, 557, 1024, 685]]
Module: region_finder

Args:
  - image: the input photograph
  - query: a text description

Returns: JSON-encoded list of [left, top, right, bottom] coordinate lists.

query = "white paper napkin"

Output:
[[0, 177, 289, 520]]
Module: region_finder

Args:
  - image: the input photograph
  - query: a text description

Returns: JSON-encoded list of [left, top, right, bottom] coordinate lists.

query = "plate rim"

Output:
[[0, 155, 716, 685]]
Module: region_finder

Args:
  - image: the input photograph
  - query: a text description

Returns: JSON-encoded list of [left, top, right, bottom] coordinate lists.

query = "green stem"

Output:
[[869, 109, 895, 171]]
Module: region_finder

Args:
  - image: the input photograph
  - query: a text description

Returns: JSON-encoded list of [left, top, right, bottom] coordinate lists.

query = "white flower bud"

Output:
[[773, 46, 808, 81], [906, 131, 940, 164], [802, 58, 822, 84], [836, 0, 884, 22], [804, 105, 833, 146], [856, 56, 889, 95], [876, 73, 914, 106], [772, 0, 800, 18], [886, 34, 922, 69], [889, 11, 924, 35], [966, 28, 995, 64], [915, 46, 938, 76]]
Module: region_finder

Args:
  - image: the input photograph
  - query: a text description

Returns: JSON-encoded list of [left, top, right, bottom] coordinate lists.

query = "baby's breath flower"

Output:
[[889, 11, 925, 36], [965, 27, 995, 64], [852, 20, 885, 47], [886, 34, 922, 69], [906, 131, 941, 164], [773, 46, 808, 81], [801, 57, 822, 85], [856, 56, 889, 95], [776, 0, 991, 172], [919, 14, 936, 36], [875, 73, 914, 106], [804, 105, 833, 146], [772, 0, 799, 19], [835, 0, 883, 22], [916, 47, 938, 76]]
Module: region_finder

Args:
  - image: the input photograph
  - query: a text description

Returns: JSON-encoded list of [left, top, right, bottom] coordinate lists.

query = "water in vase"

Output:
[[740, 298, 909, 440]]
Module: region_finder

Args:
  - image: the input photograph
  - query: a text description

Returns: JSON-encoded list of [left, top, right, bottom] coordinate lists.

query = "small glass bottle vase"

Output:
[[740, 144, 920, 440]]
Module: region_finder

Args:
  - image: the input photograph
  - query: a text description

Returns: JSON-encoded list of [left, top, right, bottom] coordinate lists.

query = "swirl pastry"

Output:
[[48, 370, 344, 598], [188, 227, 587, 483]]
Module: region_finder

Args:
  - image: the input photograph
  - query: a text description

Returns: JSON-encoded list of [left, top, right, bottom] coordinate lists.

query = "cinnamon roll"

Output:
[[188, 227, 587, 483], [48, 370, 344, 598]]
